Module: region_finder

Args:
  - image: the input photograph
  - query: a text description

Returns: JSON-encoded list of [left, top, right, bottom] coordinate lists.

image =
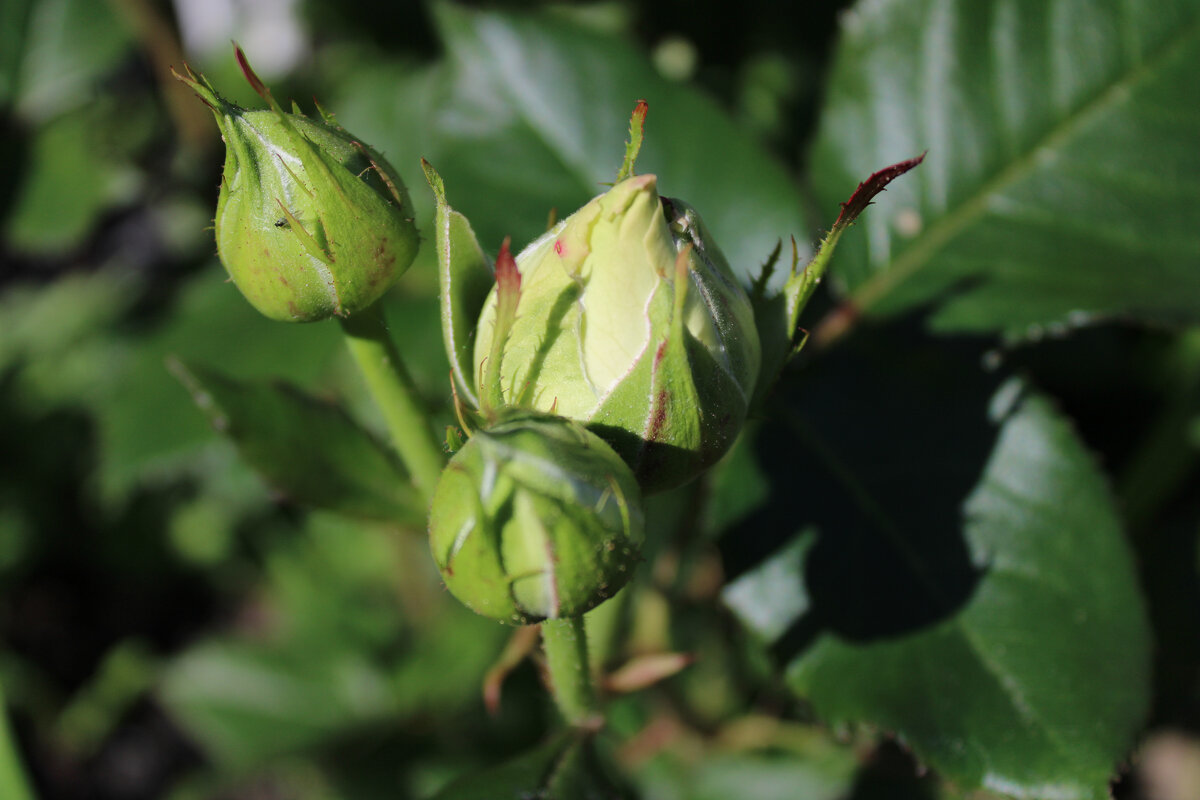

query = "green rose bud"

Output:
[[472, 175, 760, 493], [428, 411, 644, 624], [175, 50, 418, 322]]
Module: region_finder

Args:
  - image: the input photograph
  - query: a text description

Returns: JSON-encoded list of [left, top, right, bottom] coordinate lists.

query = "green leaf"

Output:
[[54, 640, 157, 756], [159, 515, 406, 767], [626, 716, 863, 800], [94, 268, 344, 495], [160, 637, 399, 769], [810, 0, 1200, 335], [4, 105, 139, 253], [331, 4, 812, 285], [0, 0, 34, 108], [171, 360, 423, 525], [0, 269, 134, 385], [680, 754, 857, 800], [162, 610, 505, 770], [723, 373, 1151, 798], [3, 263, 439, 504], [160, 514, 507, 769], [424, 159, 494, 407], [11, 0, 132, 121]]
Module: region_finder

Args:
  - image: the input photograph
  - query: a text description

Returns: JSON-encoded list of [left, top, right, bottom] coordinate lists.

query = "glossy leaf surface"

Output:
[[811, 0, 1200, 335], [723, 351, 1151, 797]]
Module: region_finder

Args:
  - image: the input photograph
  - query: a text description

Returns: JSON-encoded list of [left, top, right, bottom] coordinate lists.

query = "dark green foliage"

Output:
[[0, 1, 1195, 799]]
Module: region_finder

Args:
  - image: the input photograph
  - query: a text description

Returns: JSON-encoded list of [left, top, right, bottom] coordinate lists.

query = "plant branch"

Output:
[[340, 301, 446, 503]]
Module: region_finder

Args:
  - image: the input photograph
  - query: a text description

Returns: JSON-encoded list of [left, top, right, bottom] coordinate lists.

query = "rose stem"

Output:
[[340, 300, 446, 503]]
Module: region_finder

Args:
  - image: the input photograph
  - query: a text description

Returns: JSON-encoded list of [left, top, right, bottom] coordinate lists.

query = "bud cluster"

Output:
[[417, 104, 768, 622], [187, 56, 767, 626]]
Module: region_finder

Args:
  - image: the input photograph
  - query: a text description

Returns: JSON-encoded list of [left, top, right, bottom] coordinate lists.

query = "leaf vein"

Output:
[[851, 9, 1200, 314]]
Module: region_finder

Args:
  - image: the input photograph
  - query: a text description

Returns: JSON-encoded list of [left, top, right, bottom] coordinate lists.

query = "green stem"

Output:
[[0, 682, 34, 800], [339, 301, 446, 503], [797, 227, 849, 349], [542, 617, 600, 726]]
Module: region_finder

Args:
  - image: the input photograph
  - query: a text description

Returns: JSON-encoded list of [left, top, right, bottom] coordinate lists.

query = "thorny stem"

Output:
[[787, 225, 846, 349], [542, 617, 601, 727], [806, 153, 926, 349], [616, 100, 648, 182], [340, 301, 446, 503]]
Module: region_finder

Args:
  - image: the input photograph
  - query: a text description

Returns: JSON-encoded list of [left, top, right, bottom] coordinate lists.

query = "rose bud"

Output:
[[174, 49, 418, 322], [428, 411, 644, 624], [472, 175, 760, 492]]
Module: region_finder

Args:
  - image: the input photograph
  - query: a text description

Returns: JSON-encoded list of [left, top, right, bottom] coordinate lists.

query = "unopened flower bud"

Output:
[[473, 176, 760, 492], [175, 50, 418, 322], [428, 412, 644, 624]]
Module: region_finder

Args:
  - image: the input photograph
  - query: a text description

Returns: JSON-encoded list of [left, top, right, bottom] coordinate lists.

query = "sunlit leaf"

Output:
[[724, 370, 1151, 798], [811, 0, 1200, 336]]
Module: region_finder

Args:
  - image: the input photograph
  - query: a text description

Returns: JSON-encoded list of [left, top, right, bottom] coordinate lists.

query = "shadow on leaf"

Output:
[[720, 319, 1000, 660]]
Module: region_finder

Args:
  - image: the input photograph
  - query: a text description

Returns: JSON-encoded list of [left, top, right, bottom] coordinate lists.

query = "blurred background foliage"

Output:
[[0, 0, 1197, 798]]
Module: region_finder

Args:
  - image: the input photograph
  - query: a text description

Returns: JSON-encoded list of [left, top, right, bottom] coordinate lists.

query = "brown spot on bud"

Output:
[[646, 389, 670, 443]]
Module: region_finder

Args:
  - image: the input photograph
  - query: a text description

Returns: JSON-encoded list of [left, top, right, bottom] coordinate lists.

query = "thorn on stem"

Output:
[[751, 239, 783, 300]]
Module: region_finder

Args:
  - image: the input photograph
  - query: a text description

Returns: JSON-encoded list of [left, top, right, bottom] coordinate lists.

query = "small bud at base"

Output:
[[428, 412, 645, 624]]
